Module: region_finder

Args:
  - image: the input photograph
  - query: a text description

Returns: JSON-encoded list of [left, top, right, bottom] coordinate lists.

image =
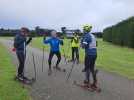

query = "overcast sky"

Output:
[[0, 0, 134, 32]]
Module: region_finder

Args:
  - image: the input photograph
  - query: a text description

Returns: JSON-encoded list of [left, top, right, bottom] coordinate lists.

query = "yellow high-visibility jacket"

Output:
[[71, 36, 80, 47]]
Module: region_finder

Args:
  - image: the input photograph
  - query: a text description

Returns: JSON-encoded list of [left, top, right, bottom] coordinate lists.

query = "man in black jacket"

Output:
[[14, 27, 32, 81]]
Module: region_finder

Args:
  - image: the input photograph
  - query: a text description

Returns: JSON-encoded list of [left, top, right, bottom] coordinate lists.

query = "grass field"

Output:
[[30, 37, 134, 79], [0, 43, 30, 100]]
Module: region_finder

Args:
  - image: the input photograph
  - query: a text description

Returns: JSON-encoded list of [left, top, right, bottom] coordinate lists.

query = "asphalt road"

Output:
[[0, 39, 134, 100]]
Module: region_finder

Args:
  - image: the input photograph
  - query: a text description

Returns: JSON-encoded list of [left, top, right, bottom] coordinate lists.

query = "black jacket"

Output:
[[14, 33, 32, 52]]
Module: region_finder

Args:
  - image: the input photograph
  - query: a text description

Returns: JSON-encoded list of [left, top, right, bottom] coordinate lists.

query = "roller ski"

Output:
[[90, 83, 101, 93], [14, 76, 35, 85], [74, 70, 101, 93], [90, 69, 101, 92], [53, 66, 66, 72], [73, 81, 94, 92], [73, 80, 101, 93]]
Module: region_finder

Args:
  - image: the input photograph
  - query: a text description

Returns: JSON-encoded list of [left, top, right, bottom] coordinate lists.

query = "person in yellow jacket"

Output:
[[70, 32, 80, 64]]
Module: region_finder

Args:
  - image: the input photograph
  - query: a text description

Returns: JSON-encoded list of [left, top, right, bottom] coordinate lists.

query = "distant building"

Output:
[[35, 26, 54, 36], [61, 27, 81, 38]]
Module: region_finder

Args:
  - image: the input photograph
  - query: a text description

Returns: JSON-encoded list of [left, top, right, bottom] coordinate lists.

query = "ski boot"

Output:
[[91, 70, 101, 92], [83, 80, 91, 88], [15, 75, 24, 82]]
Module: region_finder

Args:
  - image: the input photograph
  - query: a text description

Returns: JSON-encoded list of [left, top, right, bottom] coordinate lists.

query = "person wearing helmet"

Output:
[[43, 30, 63, 75], [81, 24, 98, 88], [70, 32, 80, 64]]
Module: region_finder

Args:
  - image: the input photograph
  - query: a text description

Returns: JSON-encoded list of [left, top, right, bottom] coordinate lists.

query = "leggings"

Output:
[[16, 51, 26, 76], [84, 55, 97, 83], [48, 51, 61, 69]]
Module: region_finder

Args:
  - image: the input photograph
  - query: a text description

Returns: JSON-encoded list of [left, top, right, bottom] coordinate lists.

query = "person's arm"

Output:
[[81, 35, 91, 49], [96, 40, 98, 47], [14, 37, 17, 48], [44, 38, 51, 44], [71, 37, 74, 43], [74, 37, 79, 43], [14, 35, 20, 48]]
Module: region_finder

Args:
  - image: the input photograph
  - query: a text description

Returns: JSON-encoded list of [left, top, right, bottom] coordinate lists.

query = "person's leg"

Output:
[[84, 55, 90, 84], [48, 52, 54, 70], [71, 47, 75, 61], [89, 55, 97, 86], [82, 55, 87, 72], [75, 47, 79, 63], [55, 52, 61, 67], [17, 51, 25, 77]]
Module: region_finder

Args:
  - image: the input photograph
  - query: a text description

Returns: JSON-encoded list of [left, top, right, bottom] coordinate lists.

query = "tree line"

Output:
[[103, 16, 134, 48], [0, 26, 102, 38]]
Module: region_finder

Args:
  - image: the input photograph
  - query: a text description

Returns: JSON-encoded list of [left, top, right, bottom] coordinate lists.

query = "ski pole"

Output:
[[42, 46, 45, 72], [66, 58, 76, 82], [63, 39, 71, 64], [32, 53, 37, 81], [22, 43, 27, 77], [62, 48, 68, 64]]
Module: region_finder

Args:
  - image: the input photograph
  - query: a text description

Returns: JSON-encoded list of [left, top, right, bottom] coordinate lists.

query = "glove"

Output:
[[12, 48, 16, 52]]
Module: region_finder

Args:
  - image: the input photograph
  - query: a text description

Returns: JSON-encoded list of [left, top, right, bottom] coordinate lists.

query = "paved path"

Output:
[[0, 39, 134, 100]]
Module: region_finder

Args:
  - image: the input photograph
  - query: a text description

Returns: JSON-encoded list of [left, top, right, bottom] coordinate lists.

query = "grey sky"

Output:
[[0, 0, 134, 32]]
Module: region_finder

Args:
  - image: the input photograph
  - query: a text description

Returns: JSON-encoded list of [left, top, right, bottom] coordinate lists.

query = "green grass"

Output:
[[97, 39, 134, 79], [0, 43, 30, 100], [31, 37, 134, 79]]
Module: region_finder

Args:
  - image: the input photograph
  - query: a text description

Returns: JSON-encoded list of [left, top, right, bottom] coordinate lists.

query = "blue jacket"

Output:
[[44, 37, 63, 52], [81, 32, 97, 56], [14, 33, 32, 52]]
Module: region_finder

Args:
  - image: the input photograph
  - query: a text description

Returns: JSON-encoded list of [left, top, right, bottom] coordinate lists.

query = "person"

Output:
[[81, 24, 98, 88], [70, 32, 80, 64], [43, 30, 63, 75], [13, 27, 32, 81]]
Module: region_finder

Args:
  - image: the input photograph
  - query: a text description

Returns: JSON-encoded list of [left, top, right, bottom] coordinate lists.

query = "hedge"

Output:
[[103, 16, 134, 48]]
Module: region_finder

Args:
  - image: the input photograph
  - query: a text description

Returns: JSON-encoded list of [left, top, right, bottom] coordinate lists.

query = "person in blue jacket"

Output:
[[43, 30, 63, 75], [81, 24, 98, 88], [14, 27, 32, 81]]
